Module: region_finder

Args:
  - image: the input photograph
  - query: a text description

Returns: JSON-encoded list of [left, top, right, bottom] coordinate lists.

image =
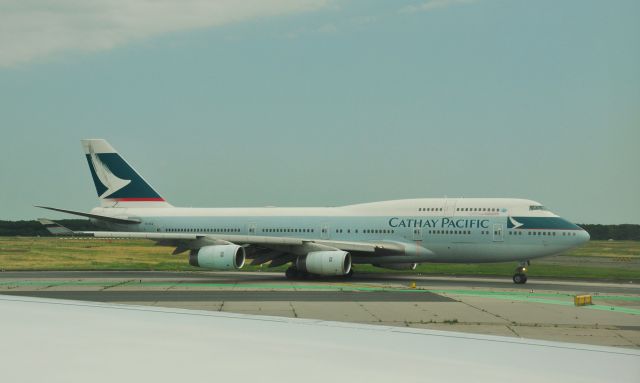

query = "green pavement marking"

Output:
[[593, 295, 640, 302], [0, 281, 639, 300], [584, 305, 640, 315], [428, 289, 640, 302], [435, 290, 640, 316], [0, 280, 121, 286], [1, 280, 639, 315]]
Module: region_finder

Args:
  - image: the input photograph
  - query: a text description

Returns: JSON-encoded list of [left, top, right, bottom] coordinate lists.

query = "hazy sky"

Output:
[[0, 0, 638, 224]]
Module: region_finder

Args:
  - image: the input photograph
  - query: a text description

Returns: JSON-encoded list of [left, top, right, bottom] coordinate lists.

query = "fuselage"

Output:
[[91, 197, 590, 264]]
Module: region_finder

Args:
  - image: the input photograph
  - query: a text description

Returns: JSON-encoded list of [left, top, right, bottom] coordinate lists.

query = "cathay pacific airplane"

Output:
[[38, 139, 590, 284]]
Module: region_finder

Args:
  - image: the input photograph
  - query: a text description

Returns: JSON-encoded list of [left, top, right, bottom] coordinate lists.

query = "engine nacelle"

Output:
[[373, 263, 418, 271], [189, 245, 245, 270], [297, 250, 351, 276]]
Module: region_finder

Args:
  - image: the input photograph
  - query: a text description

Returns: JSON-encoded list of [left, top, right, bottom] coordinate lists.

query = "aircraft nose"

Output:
[[579, 229, 590, 243]]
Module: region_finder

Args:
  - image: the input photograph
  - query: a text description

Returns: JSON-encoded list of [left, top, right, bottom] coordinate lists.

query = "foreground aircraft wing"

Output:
[[1, 295, 638, 383]]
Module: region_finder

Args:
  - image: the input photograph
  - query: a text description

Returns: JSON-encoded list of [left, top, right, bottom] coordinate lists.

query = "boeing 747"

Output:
[[38, 139, 590, 284]]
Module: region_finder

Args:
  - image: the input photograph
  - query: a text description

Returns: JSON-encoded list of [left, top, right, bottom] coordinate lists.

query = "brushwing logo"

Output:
[[508, 216, 524, 229], [89, 149, 130, 198]]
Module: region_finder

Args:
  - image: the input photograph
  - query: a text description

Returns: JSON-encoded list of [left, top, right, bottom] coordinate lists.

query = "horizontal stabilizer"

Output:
[[35, 206, 140, 224], [37, 219, 76, 236]]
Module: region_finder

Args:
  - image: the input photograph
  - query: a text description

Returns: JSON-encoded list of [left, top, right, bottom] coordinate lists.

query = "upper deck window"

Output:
[[529, 205, 547, 211]]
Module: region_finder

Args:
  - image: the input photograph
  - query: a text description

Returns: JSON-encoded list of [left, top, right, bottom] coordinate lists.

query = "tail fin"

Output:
[[81, 139, 172, 208]]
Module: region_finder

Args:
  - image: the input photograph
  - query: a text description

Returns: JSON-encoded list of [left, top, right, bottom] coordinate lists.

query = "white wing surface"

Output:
[[80, 230, 408, 257], [1, 295, 638, 383]]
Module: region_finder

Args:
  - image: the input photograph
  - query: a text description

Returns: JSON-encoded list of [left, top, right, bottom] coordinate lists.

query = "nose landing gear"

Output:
[[512, 261, 529, 284]]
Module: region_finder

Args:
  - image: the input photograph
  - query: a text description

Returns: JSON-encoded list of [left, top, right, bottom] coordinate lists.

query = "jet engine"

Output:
[[189, 244, 245, 270], [373, 263, 418, 271], [296, 250, 351, 276]]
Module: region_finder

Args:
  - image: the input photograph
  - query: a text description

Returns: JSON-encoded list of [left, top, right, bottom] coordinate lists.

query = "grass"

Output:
[[558, 240, 640, 258], [0, 237, 186, 271], [0, 237, 638, 281]]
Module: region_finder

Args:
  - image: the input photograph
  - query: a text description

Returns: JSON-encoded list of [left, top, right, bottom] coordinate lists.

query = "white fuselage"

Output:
[[91, 198, 590, 263]]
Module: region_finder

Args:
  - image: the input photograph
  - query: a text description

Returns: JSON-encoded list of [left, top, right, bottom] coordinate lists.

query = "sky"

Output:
[[0, 0, 638, 224]]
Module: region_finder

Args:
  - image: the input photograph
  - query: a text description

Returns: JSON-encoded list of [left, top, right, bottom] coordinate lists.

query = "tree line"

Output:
[[0, 220, 638, 241], [579, 224, 640, 241]]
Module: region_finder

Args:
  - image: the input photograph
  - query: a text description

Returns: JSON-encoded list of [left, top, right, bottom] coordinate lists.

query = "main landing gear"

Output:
[[285, 266, 305, 280], [285, 266, 354, 280], [512, 261, 529, 284]]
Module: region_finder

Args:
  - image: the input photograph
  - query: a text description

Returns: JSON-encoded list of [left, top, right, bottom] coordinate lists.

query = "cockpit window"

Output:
[[529, 205, 546, 211]]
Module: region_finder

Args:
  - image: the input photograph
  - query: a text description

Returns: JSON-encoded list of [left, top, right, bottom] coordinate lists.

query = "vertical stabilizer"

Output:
[[81, 139, 172, 208]]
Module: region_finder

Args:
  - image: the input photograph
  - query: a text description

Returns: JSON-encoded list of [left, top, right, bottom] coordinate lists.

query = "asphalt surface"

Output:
[[1, 290, 453, 302], [1, 270, 638, 294]]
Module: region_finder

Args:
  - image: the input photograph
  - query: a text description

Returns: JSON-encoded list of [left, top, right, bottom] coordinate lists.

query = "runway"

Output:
[[0, 290, 454, 302], [2, 270, 638, 294], [2, 270, 639, 348]]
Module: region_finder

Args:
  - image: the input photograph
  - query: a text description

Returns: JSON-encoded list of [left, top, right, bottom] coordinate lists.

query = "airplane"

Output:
[[38, 139, 590, 284]]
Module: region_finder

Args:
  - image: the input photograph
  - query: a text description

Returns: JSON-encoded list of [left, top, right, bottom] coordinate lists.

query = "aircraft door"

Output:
[[412, 227, 422, 241], [492, 224, 504, 242], [320, 224, 330, 239], [444, 199, 457, 216], [247, 222, 257, 235]]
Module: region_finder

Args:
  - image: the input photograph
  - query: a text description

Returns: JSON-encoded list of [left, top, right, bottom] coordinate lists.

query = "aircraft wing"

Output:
[[38, 220, 409, 264], [1, 294, 638, 383], [85, 231, 405, 255]]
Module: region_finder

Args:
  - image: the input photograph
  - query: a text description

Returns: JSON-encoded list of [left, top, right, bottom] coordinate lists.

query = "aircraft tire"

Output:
[[285, 267, 297, 280], [513, 273, 527, 284]]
